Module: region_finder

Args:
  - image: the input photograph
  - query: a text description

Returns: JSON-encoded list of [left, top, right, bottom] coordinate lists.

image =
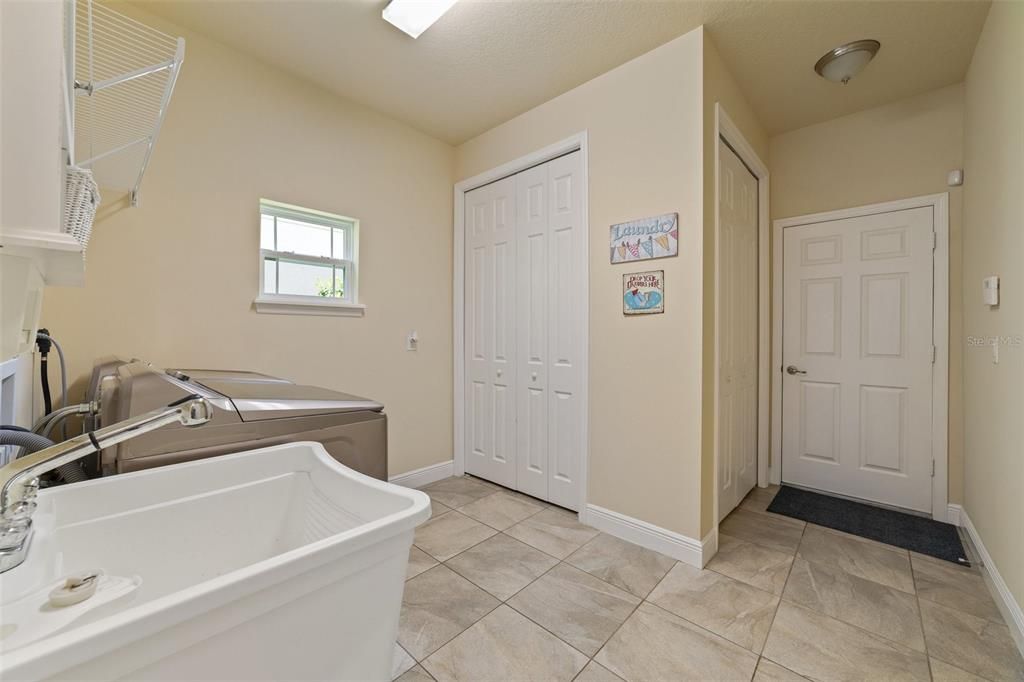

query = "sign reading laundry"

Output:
[[623, 270, 664, 315], [610, 212, 678, 263]]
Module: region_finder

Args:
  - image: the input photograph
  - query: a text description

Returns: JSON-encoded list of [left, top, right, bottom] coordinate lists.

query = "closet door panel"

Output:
[[545, 151, 584, 511], [465, 177, 517, 489], [516, 164, 549, 500]]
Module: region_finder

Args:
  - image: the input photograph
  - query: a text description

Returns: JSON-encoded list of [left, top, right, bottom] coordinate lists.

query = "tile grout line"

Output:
[[401, 563, 503, 667], [413, 481, 859, 680], [770, 546, 936, 665], [417, 553, 612, 677], [701, 536, 790, 598], [910, 550, 936, 681], [756, 515, 806, 675], [456, 492, 552, 531], [573, 551, 681, 673], [574, 584, 647, 680], [499, 558, 608, 671], [423, 477, 653, 679], [409, 478, 618, 676], [424, 482, 763, 678], [411, 510, 498, 562]]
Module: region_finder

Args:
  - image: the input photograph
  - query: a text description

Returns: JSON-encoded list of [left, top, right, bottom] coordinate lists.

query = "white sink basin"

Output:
[[0, 442, 430, 681]]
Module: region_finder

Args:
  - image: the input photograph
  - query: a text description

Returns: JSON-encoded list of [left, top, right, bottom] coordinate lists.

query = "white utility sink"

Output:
[[0, 442, 430, 681]]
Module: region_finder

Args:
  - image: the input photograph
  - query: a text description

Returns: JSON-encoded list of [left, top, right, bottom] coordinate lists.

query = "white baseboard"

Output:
[[583, 504, 716, 568], [389, 459, 453, 489], [958, 507, 1024, 657], [946, 503, 963, 526]]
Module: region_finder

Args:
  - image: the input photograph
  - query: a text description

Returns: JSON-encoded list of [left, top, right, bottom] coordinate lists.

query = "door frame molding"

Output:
[[452, 132, 590, 513], [713, 104, 772, 524], [770, 192, 950, 521]]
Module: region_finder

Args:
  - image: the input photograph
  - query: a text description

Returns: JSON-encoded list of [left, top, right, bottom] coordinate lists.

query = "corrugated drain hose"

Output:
[[0, 430, 89, 483]]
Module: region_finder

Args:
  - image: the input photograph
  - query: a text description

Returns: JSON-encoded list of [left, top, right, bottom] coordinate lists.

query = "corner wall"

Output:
[[961, 0, 1024, 613], [456, 29, 705, 539], [769, 83, 966, 504], [40, 6, 456, 478]]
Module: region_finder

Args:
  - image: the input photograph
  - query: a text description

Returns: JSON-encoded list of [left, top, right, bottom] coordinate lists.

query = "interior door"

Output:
[[781, 206, 935, 512], [717, 140, 759, 520], [465, 176, 517, 488], [463, 151, 585, 509], [535, 151, 584, 510], [514, 162, 550, 500]]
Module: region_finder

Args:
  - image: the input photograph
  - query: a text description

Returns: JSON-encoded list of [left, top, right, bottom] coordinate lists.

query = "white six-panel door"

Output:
[[531, 152, 585, 510], [781, 206, 935, 512], [465, 176, 517, 488], [465, 151, 585, 510], [717, 140, 759, 520]]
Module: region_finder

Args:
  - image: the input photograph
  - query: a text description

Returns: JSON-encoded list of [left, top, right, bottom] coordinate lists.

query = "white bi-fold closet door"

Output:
[[464, 151, 585, 511], [717, 140, 759, 520]]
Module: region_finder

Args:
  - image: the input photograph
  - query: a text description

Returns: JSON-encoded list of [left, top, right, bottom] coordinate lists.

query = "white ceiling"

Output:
[[137, 0, 990, 145]]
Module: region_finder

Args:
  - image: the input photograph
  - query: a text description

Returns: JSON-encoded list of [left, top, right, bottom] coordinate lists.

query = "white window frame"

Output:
[[254, 199, 365, 317]]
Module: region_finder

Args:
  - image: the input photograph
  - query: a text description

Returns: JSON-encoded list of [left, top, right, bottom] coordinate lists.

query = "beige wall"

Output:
[[769, 83, 966, 504], [700, 33, 769, 536], [457, 29, 705, 538], [962, 0, 1023, 609], [41, 7, 456, 478]]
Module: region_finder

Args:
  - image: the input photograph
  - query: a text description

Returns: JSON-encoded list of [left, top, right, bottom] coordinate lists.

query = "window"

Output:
[[255, 199, 364, 316]]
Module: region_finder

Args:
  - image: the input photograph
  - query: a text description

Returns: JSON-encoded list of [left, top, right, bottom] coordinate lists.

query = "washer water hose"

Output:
[[33, 403, 97, 439], [36, 331, 53, 416], [36, 332, 69, 440], [0, 430, 89, 483]]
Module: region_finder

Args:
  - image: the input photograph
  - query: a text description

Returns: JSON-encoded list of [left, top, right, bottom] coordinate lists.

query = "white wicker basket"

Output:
[[64, 167, 100, 256]]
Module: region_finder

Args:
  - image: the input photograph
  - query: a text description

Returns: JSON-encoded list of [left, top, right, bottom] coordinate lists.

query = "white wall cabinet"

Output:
[[464, 151, 585, 510]]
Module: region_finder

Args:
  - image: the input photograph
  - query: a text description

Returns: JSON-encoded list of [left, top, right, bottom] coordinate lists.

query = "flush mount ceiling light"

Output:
[[814, 39, 881, 84], [382, 0, 459, 39]]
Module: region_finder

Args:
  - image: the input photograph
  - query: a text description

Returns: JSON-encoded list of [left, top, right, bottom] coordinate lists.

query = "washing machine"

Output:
[[88, 360, 388, 480]]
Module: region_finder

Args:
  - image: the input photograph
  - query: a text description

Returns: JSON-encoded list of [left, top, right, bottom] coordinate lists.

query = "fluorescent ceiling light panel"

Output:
[[382, 0, 458, 39]]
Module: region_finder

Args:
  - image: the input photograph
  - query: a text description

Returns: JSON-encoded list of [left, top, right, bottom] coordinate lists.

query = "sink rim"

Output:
[[0, 442, 429, 676]]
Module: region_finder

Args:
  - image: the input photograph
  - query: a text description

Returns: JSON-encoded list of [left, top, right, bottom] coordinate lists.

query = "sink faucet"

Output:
[[0, 396, 211, 574]]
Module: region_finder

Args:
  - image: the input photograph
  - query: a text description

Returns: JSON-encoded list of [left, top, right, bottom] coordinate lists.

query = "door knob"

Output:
[[531, 372, 537, 381], [786, 365, 807, 376], [497, 369, 503, 377]]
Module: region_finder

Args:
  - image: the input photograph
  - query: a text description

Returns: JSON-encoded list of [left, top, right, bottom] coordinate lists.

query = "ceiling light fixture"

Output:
[[814, 39, 881, 84], [382, 0, 458, 39]]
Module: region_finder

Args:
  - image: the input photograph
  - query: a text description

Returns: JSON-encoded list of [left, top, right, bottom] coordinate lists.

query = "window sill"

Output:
[[253, 295, 366, 317]]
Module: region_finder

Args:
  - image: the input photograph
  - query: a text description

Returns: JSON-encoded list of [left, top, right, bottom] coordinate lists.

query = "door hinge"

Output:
[[931, 345, 937, 364], [932, 231, 938, 251], [931, 460, 936, 477]]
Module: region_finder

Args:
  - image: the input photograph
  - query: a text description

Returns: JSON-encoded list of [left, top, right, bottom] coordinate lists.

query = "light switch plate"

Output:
[[983, 276, 999, 306]]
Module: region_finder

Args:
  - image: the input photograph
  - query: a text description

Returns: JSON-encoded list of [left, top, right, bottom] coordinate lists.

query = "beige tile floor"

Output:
[[393, 477, 1024, 682]]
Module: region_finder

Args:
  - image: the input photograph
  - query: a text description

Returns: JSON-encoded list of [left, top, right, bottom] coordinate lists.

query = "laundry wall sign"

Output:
[[610, 212, 678, 263], [623, 270, 664, 315]]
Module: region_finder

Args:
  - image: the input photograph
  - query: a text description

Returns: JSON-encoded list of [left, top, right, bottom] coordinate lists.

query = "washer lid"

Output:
[[166, 368, 292, 385], [192, 379, 384, 421]]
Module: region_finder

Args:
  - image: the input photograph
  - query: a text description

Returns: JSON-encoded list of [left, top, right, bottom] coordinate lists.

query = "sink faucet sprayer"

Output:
[[0, 396, 211, 574]]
